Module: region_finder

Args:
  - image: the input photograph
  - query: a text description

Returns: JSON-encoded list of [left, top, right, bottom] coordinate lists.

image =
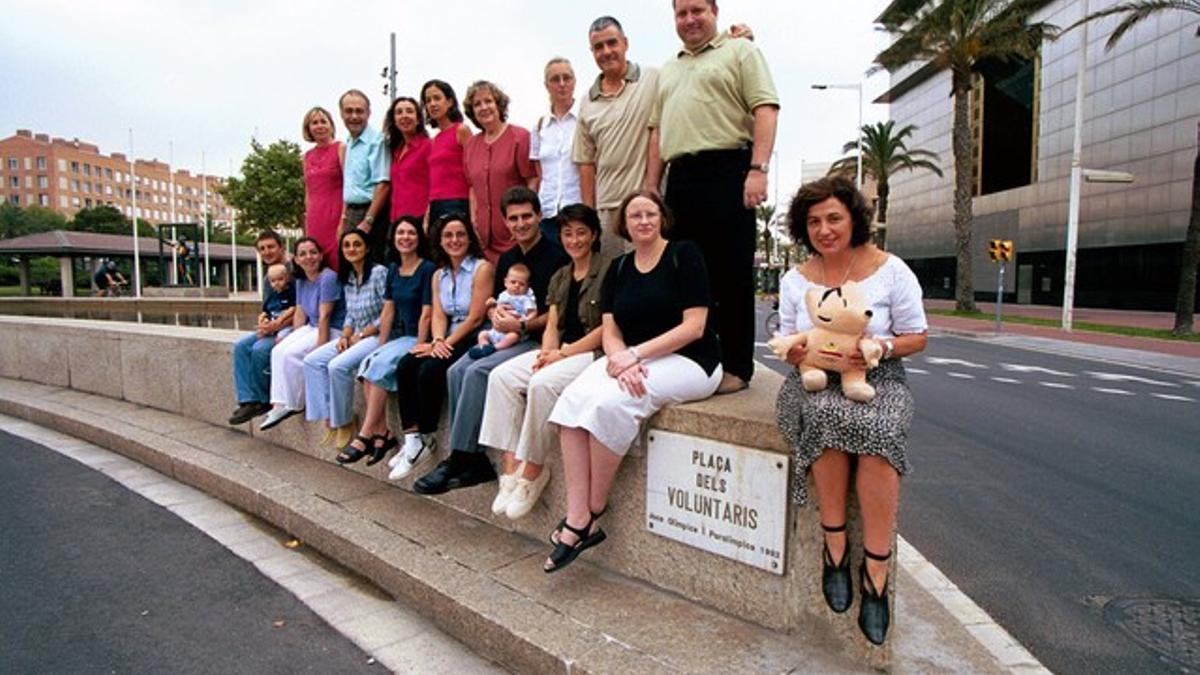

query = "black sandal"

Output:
[[336, 435, 373, 464], [543, 512, 607, 573], [366, 433, 397, 466], [858, 548, 893, 645], [549, 505, 607, 545], [821, 523, 851, 613]]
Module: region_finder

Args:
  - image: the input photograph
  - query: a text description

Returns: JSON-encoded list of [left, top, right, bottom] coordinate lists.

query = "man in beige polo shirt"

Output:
[[646, 0, 779, 394]]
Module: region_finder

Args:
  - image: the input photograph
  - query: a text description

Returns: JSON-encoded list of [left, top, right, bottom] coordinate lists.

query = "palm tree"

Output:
[[756, 203, 776, 266], [874, 0, 1056, 312], [829, 121, 943, 225], [1064, 1, 1200, 334]]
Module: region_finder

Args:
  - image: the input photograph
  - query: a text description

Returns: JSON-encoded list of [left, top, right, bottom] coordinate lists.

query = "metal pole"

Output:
[[856, 83, 863, 189], [130, 128, 142, 298], [996, 263, 1005, 332], [229, 159, 237, 294], [202, 151, 210, 288], [1063, 0, 1089, 332], [389, 33, 398, 101], [169, 140, 177, 284]]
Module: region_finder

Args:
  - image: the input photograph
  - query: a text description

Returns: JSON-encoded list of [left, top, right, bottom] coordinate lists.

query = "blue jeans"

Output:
[[232, 332, 275, 404], [356, 336, 418, 392], [302, 336, 381, 427], [446, 340, 538, 454]]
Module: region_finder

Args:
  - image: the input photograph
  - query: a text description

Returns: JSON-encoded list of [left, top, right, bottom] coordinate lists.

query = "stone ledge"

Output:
[[0, 380, 867, 675]]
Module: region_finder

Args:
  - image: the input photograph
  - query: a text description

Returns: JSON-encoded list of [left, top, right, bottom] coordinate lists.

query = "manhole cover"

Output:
[[1104, 598, 1200, 670]]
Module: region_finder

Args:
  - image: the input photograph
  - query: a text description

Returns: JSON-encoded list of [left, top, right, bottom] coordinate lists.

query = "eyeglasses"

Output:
[[547, 74, 575, 84]]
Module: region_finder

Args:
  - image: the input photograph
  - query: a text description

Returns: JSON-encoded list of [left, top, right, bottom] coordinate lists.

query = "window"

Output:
[[58, 177, 67, 190], [85, 198, 93, 207], [37, 175, 48, 188], [59, 195, 68, 208], [9, 195, 19, 206], [36, 156, 46, 170], [70, 161, 79, 173], [83, 164, 91, 176], [57, 159, 67, 171], [23, 157, 31, 170], [971, 54, 1041, 196], [72, 196, 80, 207], [105, 185, 112, 195], [71, 179, 80, 192], [115, 170, 123, 182], [83, 182, 91, 194], [7, 158, 17, 171], [9, 176, 19, 189], [105, 168, 113, 180], [24, 175, 32, 188], [39, 194, 49, 206]]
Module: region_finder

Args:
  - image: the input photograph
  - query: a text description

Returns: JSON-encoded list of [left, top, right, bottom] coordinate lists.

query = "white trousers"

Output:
[[549, 354, 721, 456], [268, 325, 319, 410], [478, 349, 595, 465]]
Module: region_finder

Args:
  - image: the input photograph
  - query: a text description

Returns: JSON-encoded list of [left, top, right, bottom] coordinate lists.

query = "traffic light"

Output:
[[988, 239, 1014, 262]]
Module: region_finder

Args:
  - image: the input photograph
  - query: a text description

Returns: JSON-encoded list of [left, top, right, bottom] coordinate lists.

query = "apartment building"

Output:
[[0, 129, 232, 225]]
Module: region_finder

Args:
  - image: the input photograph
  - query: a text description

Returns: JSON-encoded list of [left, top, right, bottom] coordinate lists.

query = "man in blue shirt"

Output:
[[340, 89, 391, 259]]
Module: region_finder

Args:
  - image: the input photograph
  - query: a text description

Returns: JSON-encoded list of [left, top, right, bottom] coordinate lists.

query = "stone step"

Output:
[[0, 379, 875, 674]]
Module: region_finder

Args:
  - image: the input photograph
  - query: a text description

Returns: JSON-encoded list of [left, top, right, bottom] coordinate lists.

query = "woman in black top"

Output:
[[544, 190, 722, 572]]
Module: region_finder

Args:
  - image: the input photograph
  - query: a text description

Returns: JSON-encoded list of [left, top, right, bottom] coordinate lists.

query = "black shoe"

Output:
[[544, 512, 607, 573], [413, 451, 496, 495], [336, 435, 373, 464], [858, 548, 893, 646], [821, 523, 851, 613], [228, 402, 270, 425], [366, 433, 397, 466]]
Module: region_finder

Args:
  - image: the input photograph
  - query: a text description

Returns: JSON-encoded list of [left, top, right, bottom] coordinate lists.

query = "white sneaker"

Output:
[[389, 433, 420, 468], [259, 406, 299, 431], [491, 473, 518, 516], [389, 433, 436, 480], [506, 466, 551, 520]]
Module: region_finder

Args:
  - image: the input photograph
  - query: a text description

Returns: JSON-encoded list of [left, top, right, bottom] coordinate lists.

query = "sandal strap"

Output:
[[821, 522, 847, 533], [864, 547, 893, 562], [591, 505, 608, 520], [560, 518, 591, 539]]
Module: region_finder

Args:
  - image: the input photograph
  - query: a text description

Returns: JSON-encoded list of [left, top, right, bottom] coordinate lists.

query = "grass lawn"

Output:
[[926, 308, 1200, 342]]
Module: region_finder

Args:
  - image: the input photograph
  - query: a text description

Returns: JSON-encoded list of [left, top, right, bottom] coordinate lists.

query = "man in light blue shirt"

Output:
[[340, 89, 390, 259]]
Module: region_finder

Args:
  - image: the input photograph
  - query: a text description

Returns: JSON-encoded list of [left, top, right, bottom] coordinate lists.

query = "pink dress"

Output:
[[304, 142, 343, 270], [428, 122, 470, 201], [463, 125, 534, 263], [389, 134, 432, 222]]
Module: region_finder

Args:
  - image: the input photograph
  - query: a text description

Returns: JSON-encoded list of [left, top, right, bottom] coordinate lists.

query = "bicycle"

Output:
[[763, 298, 780, 337]]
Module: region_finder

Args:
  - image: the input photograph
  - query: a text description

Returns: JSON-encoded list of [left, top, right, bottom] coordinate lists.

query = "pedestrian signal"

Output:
[[988, 239, 1014, 262]]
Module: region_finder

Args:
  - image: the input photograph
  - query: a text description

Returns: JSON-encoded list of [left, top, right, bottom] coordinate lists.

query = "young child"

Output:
[[469, 263, 537, 359], [258, 263, 297, 343]]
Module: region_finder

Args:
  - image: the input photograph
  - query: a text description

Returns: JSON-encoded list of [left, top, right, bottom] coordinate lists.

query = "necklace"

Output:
[[821, 249, 859, 288]]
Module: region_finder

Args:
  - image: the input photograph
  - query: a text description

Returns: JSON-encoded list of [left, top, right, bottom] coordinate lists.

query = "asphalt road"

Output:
[[755, 301, 1200, 674], [0, 430, 379, 675]]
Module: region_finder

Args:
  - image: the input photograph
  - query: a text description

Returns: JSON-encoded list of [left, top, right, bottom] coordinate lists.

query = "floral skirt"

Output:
[[775, 359, 914, 505]]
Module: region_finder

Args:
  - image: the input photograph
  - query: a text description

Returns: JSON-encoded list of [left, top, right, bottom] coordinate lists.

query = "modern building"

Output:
[[0, 129, 233, 226], [878, 0, 1198, 309]]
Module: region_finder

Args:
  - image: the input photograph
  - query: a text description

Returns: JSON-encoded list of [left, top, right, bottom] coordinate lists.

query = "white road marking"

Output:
[[990, 377, 1022, 384], [1093, 387, 1135, 396], [926, 357, 988, 369], [947, 372, 976, 380], [907, 368, 930, 375], [1086, 371, 1179, 388], [1039, 381, 1075, 390], [1001, 363, 1076, 377], [760, 353, 781, 362], [1151, 393, 1195, 402], [1186, 381, 1200, 388]]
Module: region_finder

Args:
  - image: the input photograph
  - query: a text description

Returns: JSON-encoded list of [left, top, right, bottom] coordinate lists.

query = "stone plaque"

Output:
[[645, 430, 789, 574]]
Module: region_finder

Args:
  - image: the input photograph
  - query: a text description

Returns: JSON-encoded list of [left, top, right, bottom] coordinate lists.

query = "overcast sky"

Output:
[[0, 0, 895, 207]]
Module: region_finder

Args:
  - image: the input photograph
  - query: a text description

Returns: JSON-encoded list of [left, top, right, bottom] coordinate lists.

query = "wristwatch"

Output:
[[882, 339, 895, 360], [749, 162, 769, 174]]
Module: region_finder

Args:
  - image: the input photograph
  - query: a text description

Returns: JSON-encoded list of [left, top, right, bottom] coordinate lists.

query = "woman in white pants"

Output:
[[480, 204, 611, 520], [544, 191, 722, 572], [260, 237, 343, 430]]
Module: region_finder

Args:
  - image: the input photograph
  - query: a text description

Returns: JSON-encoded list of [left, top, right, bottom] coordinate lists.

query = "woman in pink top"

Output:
[[385, 96, 431, 223], [422, 79, 473, 230], [462, 80, 536, 263], [302, 106, 345, 270]]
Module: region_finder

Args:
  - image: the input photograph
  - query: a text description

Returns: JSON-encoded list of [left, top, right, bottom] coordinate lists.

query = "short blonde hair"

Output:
[[302, 107, 336, 143]]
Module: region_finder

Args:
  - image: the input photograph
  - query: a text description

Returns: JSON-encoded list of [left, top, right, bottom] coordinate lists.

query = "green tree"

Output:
[[219, 139, 305, 233], [874, 0, 1056, 312], [830, 121, 943, 225], [0, 204, 68, 239], [1065, 1, 1200, 334], [756, 203, 776, 266]]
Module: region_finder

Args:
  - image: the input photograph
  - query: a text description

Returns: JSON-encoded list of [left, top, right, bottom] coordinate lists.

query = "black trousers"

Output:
[[394, 340, 471, 433], [665, 147, 756, 382]]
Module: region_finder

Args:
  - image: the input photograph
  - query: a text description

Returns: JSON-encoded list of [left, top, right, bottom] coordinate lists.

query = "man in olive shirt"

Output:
[[647, 0, 779, 394]]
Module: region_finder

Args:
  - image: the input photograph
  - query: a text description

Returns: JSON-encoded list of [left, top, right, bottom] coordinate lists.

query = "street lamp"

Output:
[[811, 82, 863, 189]]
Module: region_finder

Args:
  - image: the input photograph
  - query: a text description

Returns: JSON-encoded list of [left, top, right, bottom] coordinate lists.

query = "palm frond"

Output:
[[1060, 1, 1200, 49]]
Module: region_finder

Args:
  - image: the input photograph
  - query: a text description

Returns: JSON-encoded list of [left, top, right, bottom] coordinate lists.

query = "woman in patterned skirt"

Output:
[[775, 176, 927, 645]]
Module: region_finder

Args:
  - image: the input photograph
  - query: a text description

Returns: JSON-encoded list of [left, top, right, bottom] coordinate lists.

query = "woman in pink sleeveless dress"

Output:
[[421, 79, 473, 230], [303, 106, 344, 270]]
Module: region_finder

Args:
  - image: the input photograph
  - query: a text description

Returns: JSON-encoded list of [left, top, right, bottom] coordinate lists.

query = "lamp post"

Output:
[[812, 82, 863, 188]]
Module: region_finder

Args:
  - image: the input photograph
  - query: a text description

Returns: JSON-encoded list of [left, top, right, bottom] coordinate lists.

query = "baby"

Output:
[[470, 263, 537, 359], [258, 263, 296, 342]]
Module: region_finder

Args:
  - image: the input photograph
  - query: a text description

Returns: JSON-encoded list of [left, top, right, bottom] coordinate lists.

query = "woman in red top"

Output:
[[421, 79, 472, 231], [462, 80, 537, 263], [302, 106, 344, 270], [385, 96, 431, 224]]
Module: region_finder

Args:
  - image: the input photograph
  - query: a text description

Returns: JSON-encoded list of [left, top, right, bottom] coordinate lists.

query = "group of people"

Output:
[[226, 0, 928, 646]]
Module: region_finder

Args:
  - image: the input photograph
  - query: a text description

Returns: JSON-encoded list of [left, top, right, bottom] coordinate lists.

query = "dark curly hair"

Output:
[[429, 212, 485, 268], [787, 175, 874, 254], [615, 190, 673, 242]]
